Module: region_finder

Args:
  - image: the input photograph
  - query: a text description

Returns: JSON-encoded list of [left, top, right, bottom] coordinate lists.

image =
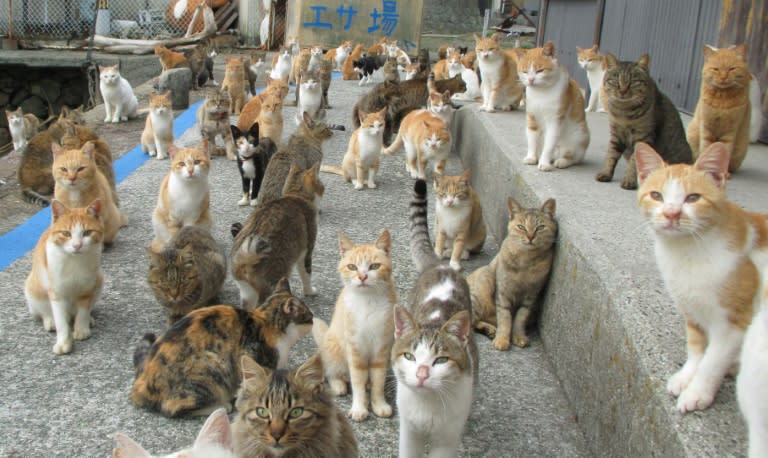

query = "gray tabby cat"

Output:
[[596, 53, 692, 190], [232, 354, 359, 457], [391, 179, 479, 458], [317, 58, 333, 108], [197, 87, 236, 160], [467, 197, 557, 350], [147, 225, 227, 324]]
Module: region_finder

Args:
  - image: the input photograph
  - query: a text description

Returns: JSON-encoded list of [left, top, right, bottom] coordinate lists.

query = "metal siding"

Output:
[[684, 0, 722, 111], [543, 0, 598, 90]]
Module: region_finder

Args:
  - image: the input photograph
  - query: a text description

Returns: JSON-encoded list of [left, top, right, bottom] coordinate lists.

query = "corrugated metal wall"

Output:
[[538, 0, 598, 90]]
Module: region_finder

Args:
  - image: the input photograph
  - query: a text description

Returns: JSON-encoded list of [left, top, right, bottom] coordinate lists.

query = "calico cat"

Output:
[[197, 88, 236, 160], [269, 47, 293, 81], [325, 40, 353, 69], [467, 197, 557, 350], [113, 408, 235, 458], [295, 70, 324, 124], [738, 301, 768, 458], [321, 108, 386, 190], [154, 45, 189, 72], [99, 64, 138, 123], [256, 92, 284, 145], [221, 56, 247, 115], [25, 199, 104, 355], [141, 91, 174, 160], [474, 33, 524, 112], [130, 278, 313, 417], [6, 107, 40, 152], [150, 145, 211, 253], [687, 44, 753, 174], [597, 53, 692, 190], [392, 178, 478, 457], [313, 230, 397, 421], [576, 45, 605, 112], [433, 170, 487, 271], [147, 225, 226, 324], [515, 42, 590, 171], [383, 109, 452, 179], [233, 354, 359, 457], [230, 124, 278, 206], [634, 141, 766, 413], [230, 163, 323, 310], [51, 142, 127, 245], [342, 44, 366, 80]]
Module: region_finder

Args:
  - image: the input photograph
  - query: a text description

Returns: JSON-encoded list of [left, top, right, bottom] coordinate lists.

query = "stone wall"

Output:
[[421, 0, 484, 35]]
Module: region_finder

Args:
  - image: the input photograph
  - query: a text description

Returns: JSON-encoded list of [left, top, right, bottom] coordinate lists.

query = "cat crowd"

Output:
[[5, 29, 766, 457]]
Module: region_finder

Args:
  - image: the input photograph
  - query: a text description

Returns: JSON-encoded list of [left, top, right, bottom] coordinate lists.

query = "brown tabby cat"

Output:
[[317, 58, 333, 108], [154, 45, 189, 72], [51, 142, 127, 245], [433, 170, 486, 271], [147, 225, 226, 324], [130, 278, 314, 417], [687, 44, 753, 173], [468, 197, 557, 350], [597, 53, 692, 189], [474, 33, 524, 111], [197, 87, 236, 160], [321, 108, 386, 190], [382, 56, 401, 84], [230, 163, 323, 310], [221, 56, 247, 114], [233, 354, 359, 457], [25, 199, 104, 355]]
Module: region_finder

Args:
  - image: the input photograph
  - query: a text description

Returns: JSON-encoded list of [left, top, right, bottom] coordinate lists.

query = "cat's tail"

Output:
[[132, 333, 156, 371], [319, 164, 344, 176], [311, 317, 329, 346], [21, 188, 51, 207], [749, 75, 763, 143], [230, 222, 243, 238], [382, 129, 404, 156], [410, 179, 440, 273]]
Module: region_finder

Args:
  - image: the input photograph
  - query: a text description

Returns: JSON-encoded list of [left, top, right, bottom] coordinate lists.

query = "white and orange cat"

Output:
[[383, 110, 452, 179], [322, 108, 386, 190], [325, 40, 353, 69], [738, 297, 768, 458], [25, 199, 104, 354], [151, 144, 211, 253], [141, 91, 174, 160], [433, 170, 486, 271], [313, 230, 397, 421], [635, 141, 768, 414], [474, 33, 524, 112], [6, 107, 40, 152], [576, 44, 605, 112], [515, 42, 590, 171], [269, 47, 293, 80], [51, 142, 127, 245]]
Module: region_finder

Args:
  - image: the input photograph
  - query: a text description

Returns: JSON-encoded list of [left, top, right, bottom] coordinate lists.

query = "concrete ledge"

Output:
[[452, 104, 767, 456]]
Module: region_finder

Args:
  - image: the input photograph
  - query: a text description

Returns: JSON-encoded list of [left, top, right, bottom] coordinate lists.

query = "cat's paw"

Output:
[[348, 405, 369, 421], [512, 334, 530, 348], [595, 171, 613, 182], [353, 180, 364, 190], [493, 336, 511, 351], [537, 162, 555, 172], [155, 152, 167, 160], [103, 116, 111, 123], [667, 369, 695, 396], [120, 116, 128, 122], [523, 155, 538, 165], [620, 177, 638, 190], [554, 158, 574, 169], [449, 260, 461, 271], [329, 379, 348, 396], [42, 317, 56, 332], [460, 250, 470, 260], [303, 286, 318, 297], [675, 386, 716, 413], [237, 196, 249, 206], [367, 181, 377, 189], [53, 339, 73, 355], [372, 401, 393, 418], [73, 327, 91, 341], [249, 199, 258, 207]]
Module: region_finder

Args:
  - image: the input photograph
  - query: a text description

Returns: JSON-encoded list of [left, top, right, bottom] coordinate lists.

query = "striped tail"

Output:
[[22, 189, 51, 207], [410, 179, 439, 273]]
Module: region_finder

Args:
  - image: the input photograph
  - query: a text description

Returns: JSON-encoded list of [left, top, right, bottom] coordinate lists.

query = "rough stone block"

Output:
[[157, 68, 192, 110]]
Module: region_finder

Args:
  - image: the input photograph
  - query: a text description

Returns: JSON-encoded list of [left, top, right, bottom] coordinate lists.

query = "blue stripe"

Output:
[[0, 100, 203, 272]]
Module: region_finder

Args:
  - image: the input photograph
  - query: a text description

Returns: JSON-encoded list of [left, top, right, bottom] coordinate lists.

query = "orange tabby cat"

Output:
[[236, 76, 289, 132], [221, 56, 247, 114], [290, 47, 311, 86], [687, 44, 753, 174], [25, 199, 104, 354], [325, 40, 354, 69], [474, 33, 524, 112], [154, 45, 189, 72], [635, 141, 768, 413], [342, 44, 366, 80], [383, 110, 452, 179], [433, 170, 486, 271], [51, 142, 127, 245], [141, 91, 174, 160], [321, 108, 387, 189], [256, 92, 284, 145]]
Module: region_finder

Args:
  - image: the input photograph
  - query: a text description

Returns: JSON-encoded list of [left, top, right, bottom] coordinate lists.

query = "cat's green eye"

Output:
[[83, 230, 93, 236], [59, 167, 67, 172], [536, 225, 546, 231], [193, 160, 201, 165], [347, 264, 358, 271], [536, 69, 544, 74], [255, 407, 269, 418], [288, 407, 304, 419], [649, 191, 663, 202], [685, 194, 701, 203], [369, 263, 381, 270], [433, 356, 449, 365], [60, 231, 71, 237], [403, 352, 415, 361], [517, 224, 526, 231], [177, 162, 185, 167], [76, 166, 85, 172]]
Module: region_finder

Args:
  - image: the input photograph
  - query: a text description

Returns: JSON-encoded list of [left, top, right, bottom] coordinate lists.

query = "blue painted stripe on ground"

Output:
[[0, 100, 203, 272]]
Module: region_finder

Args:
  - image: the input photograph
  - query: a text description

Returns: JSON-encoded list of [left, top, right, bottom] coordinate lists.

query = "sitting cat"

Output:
[[236, 76, 290, 132], [317, 58, 333, 108], [99, 64, 138, 123], [295, 70, 325, 124], [150, 144, 211, 253], [232, 354, 359, 457], [321, 108, 386, 190], [130, 278, 313, 417], [25, 199, 104, 355], [197, 88, 236, 160], [141, 91, 174, 160], [383, 109, 452, 179], [290, 47, 311, 86], [474, 33, 524, 112], [147, 225, 226, 324], [257, 92, 285, 145], [6, 107, 40, 152], [576, 45, 605, 112], [324, 40, 353, 70], [392, 179, 478, 457], [313, 230, 398, 421], [221, 56, 247, 115], [307, 44, 325, 73], [245, 50, 267, 96], [230, 123, 278, 206], [269, 47, 293, 81], [468, 197, 557, 350], [342, 44, 366, 80], [58, 119, 118, 205], [738, 301, 768, 458], [230, 163, 323, 310], [433, 170, 486, 271], [382, 56, 401, 84]]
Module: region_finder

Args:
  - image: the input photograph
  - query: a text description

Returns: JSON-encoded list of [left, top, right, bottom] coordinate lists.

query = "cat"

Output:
[[431, 57, 450, 81], [425, 75, 455, 126], [150, 144, 211, 253], [230, 163, 323, 310], [185, 41, 217, 89], [687, 44, 753, 174], [245, 50, 267, 96], [467, 197, 557, 350], [321, 108, 386, 190], [576, 45, 605, 112], [433, 170, 487, 271], [58, 121, 119, 206], [382, 56, 401, 84], [6, 107, 40, 152], [236, 76, 289, 132], [634, 141, 766, 413], [386, 40, 411, 66], [25, 199, 104, 355], [317, 58, 333, 108], [449, 60, 482, 102], [220, 56, 247, 114], [342, 44, 366, 80], [230, 123, 278, 206], [353, 55, 384, 85], [295, 69, 325, 124], [269, 47, 293, 81], [307, 44, 325, 73], [147, 225, 226, 324], [290, 47, 311, 86], [474, 33, 524, 112], [367, 37, 388, 56], [392, 178, 478, 457], [325, 40, 353, 69], [141, 91, 174, 160], [737, 301, 768, 458], [51, 142, 127, 245], [389, 74, 466, 136], [256, 92, 284, 145], [154, 45, 189, 72], [597, 53, 692, 190], [99, 64, 139, 123], [515, 41, 590, 171], [312, 230, 397, 421], [197, 88, 236, 160], [130, 277, 314, 417], [232, 354, 359, 457], [383, 109, 452, 179], [113, 408, 235, 458]]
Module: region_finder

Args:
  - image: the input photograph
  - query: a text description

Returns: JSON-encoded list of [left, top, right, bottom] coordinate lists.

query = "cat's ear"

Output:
[[695, 142, 730, 187], [393, 304, 416, 338], [274, 277, 292, 294], [338, 232, 355, 254], [590, 44, 599, 53], [193, 408, 234, 452], [703, 44, 717, 58], [442, 310, 471, 346], [636, 54, 650, 71], [604, 53, 618, 69], [51, 142, 65, 157], [241, 354, 270, 382], [507, 197, 523, 219], [51, 200, 68, 222], [302, 111, 314, 128], [461, 169, 471, 183], [295, 354, 325, 392], [167, 144, 179, 159], [282, 297, 306, 318], [87, 199, 102, 219], [82, 141, 96, 160], [541, 198, 556, 216], [358, 110, 368, 124], [374, 229, 391, 255], [248, 123, 260, 142], [473, 33, 482, 43], [732, 43, 748, 59], [634, 142, 666, 183], [543, 41, 556, 58], [230, 124, 242, 140], [112, 432, 151, 458]]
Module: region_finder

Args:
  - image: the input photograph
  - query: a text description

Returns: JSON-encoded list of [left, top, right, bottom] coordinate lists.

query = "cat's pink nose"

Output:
[[72, 241, 83, 251], [358, 273, 368, 282], [663, 207, 681, 221], [271, 423, 286, 441], [416, 365, 429, 385]]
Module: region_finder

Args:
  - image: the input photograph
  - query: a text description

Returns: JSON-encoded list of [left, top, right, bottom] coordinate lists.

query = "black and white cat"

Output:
[[229, 124, 278, 207], [353, 56, 385, 86]]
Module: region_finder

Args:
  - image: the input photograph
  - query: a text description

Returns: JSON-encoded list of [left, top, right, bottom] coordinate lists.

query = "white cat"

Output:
[[295, 71, 324, 125], [269, 48, 292, 80], [749, 76, 763, 143], [307, 45, 324, 73], [738, 302, 768, 458], [576, 45, 606, 112], [99, 64, 138, 123]]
